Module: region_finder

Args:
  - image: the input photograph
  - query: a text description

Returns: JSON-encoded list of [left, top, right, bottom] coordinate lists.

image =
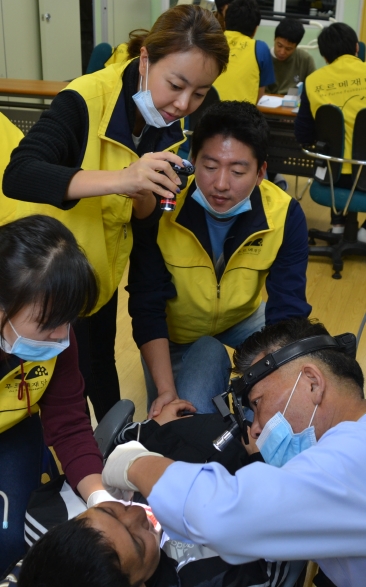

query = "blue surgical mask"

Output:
[[132, 61, 176, 129], [191, 183, 254, 219], [0, 320, 70, 362], [255, 372, 318, 467]]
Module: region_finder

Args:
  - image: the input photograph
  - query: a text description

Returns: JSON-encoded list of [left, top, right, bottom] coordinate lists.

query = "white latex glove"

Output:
[[87, 489, 119, 509], [102, 441, 163, 500]]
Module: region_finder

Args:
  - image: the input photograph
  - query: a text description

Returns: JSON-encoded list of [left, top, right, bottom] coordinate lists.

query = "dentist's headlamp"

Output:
[[212, 332, 356, 451], [237, 332, 356, 408]]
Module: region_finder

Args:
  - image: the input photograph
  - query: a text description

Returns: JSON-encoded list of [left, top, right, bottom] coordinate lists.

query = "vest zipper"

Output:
[[217, 284, 221, 298]]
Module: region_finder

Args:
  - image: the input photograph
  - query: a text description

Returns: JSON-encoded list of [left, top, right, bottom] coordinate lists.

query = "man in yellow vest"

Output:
[[294, 22, 366, 239], [213, 0, 275, 104], [128, 101, 311, 418]]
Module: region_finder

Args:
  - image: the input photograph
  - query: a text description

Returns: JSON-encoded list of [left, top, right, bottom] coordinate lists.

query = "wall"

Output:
[[93, 0, 164, 45]]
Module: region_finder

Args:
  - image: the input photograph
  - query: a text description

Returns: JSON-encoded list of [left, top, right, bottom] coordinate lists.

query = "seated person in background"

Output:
[[128, 100, 311, 418], [266, 18, 316, 95], [213, 0, 275, 104], [294, 22, 366, 239], [17, 400, 289, 587], [102, 317, 366, 587]]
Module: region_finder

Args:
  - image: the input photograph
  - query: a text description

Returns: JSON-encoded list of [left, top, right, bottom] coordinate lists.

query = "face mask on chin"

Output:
[[255, 371, 318, 467], [191, 181, 257, 219], [0, 320, 70, 362], [132, 60, 177, 129]]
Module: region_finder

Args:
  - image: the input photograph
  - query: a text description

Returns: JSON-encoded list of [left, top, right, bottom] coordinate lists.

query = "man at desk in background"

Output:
[[294, 22, 366, 239], [266, 18, 315, 95], [213, 0, 275, 104]]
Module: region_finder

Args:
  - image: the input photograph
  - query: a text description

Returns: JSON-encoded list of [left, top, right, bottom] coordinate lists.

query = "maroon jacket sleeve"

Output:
[[39, 327, 103, 490]]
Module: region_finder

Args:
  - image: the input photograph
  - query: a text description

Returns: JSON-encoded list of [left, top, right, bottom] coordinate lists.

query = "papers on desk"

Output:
[[257, 95, 283, 108]]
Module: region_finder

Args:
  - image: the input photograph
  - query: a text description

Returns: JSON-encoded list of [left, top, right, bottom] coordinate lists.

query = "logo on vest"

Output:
[[4, 364, 50, 395], [239, 237, 263, 255], [14, 365, 49, 380]]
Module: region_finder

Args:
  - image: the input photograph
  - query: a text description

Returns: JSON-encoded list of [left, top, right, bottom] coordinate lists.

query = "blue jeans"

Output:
[[0, 415, 44, 578], [142, 302, 265, 413]]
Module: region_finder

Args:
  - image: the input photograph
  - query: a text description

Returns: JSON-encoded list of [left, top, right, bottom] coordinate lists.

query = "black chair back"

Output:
[[352, 108, 366, 191], [314, 104, 344, 185]]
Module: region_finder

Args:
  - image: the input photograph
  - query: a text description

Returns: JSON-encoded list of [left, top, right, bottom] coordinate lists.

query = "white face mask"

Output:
[[132, 60, 177, 129]]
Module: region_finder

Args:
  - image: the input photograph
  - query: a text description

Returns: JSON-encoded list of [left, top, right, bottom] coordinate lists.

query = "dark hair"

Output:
[[0, 215, 99, 335], [317, 23, 358, 64], [275, 18, 305, 45], [233, 318, 364, 395], [191, 100, 269, 169], [18, 518, 135, 587], [127, 4, 229, 75], [225, 0, 261, 37], [215, 0, 234, 15]]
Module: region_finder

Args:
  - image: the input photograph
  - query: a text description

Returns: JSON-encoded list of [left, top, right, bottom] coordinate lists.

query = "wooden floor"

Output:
[[114, 175, 366, 422]]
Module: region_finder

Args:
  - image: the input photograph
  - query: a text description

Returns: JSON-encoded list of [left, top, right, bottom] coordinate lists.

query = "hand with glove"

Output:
[[102, 441, 164, 501]]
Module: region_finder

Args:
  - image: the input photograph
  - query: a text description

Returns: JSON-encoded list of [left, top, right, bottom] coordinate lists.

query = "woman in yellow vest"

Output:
[[2, 5, 229, 423], [0, 215, 106, 576]]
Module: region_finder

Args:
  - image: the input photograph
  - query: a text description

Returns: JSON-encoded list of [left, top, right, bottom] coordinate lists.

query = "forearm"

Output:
[[140, 339, 177, 396], [77, 473, 104, 502], [129, 455, 174, 498], [65, 169, 127, 200]]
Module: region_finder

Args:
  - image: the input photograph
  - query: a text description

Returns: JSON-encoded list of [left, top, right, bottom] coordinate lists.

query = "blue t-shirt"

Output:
[[205, 212, 236, 266], [255, 40, 275, 87]]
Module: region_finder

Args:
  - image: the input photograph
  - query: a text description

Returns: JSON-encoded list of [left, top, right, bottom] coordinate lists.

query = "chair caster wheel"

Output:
[[332, 271, 342, 279], [308, 238, 316, 245]]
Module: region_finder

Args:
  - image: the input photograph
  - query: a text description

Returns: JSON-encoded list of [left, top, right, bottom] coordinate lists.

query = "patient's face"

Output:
[[79, 502, 161, 584]]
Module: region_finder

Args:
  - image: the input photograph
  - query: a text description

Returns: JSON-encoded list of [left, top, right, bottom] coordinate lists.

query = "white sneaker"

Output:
[[358, 227, 366, 243], [331, 226, 345, 234]]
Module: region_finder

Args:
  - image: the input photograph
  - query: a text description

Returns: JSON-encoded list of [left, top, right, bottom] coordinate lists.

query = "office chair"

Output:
[[86, 42, 113, 74], [358, 41, 366, 62], [303, 104, 366, 279]]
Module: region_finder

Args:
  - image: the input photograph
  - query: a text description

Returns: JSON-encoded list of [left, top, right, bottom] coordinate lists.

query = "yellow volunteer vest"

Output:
[[105, 43, 129, 67], [306, 55, 366, 174], [0, 61, 185, 314], [213, 31, 259, 104], [0, 357, 57, 434], [0, 113, 24, 225], [157, 178, 290, 344]]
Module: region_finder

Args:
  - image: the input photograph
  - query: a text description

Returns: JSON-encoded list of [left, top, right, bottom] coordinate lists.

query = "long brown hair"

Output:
[[127, 4, 229, 74]]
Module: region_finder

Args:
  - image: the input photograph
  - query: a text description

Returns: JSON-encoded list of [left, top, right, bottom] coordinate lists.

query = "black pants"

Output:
[[73, 290, 120, 423]]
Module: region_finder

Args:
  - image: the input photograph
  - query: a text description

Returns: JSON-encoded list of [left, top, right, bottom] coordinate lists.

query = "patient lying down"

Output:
[[17, 401, 289, 587]]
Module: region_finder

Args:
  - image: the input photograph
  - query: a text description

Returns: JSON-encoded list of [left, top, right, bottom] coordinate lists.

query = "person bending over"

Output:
[[0, 215, 104, 577], [2, 5, 229, 422]]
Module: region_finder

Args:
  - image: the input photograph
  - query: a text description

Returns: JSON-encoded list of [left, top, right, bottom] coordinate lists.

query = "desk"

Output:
[[0, 78, 68, 134], [0, 78, 68, 101], [257, 99, 314, 179]]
